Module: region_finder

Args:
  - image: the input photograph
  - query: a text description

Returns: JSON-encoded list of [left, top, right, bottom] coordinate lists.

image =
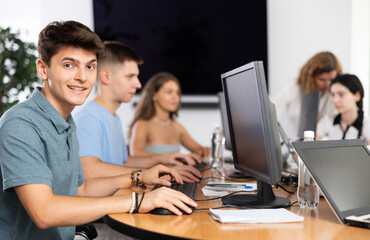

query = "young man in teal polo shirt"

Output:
[[0, 21, 196, 240]]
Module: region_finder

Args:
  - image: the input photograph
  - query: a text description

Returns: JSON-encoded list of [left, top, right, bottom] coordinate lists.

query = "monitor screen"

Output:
[[221, 61, 290, 208], [218, 92, 232, 150]]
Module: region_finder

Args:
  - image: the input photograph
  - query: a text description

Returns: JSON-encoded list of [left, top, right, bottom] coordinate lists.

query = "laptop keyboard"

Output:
[[149, 182, 198, 215]]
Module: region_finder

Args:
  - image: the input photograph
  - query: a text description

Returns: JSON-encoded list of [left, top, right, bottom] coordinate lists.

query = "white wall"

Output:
[[1, 0, 369, 149], [268, 0, 370, 116]]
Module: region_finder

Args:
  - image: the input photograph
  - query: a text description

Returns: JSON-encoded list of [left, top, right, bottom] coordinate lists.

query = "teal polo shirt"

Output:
[[0, 87, 85, 240]]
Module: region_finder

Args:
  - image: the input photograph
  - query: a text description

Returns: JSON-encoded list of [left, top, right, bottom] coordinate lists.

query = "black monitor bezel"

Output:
[[221, 61, 282, 185]]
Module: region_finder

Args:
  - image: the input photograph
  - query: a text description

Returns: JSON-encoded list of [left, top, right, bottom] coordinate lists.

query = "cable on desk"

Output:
[[277, 181, 296, 194], [287, 201, 298, 207], [202, 167, 212, 171]]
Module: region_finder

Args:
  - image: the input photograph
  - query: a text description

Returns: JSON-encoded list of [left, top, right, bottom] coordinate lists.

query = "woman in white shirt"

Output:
[[316, 74, 370, 144], [274, 51, 342, 138]]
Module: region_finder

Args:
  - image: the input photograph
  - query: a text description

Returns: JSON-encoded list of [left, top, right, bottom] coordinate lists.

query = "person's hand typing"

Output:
[[161, 153, 197, 166], [140, 164, 183, 186], [172, 165, 201, 183]]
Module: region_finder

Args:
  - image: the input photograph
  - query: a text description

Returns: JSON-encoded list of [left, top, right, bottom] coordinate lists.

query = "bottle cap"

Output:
[[303, 130, 315, 139]]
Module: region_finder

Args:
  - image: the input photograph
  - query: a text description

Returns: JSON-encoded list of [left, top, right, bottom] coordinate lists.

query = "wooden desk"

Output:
[[103, 168, 370, 240]]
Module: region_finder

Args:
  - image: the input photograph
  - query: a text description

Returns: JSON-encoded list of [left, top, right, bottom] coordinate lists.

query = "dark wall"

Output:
[[93, 0, 267, 95]]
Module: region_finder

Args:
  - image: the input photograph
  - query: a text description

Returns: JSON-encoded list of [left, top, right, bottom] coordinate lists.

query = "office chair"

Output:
[[75, 223, 98, 240]]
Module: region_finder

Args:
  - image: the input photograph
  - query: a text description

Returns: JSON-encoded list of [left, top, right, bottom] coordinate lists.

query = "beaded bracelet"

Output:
[[130, 170, 136, 186], [136, 170, 146, 189], [131, 170, 146, 189], [129, 192, 137, 214]]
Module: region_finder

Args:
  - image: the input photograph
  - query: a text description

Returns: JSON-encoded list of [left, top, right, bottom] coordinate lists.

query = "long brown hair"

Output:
[[129, 72, 181, 138], [330, 74, 364, 138], [297, 51, 342, 94]]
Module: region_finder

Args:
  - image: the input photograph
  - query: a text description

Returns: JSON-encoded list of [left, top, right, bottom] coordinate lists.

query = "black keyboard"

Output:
[[149, 182, 198, 215]]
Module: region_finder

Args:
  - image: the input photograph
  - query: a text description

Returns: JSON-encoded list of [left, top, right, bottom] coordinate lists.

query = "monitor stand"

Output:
[[221, 180, 291, 208]]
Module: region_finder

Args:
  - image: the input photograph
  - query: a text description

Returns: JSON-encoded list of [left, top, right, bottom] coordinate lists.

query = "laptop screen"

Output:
[[299, 145, 370, 212]]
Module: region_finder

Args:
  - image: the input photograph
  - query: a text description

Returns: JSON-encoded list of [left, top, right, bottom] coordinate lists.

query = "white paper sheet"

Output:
[[210, 208, 304, 223]]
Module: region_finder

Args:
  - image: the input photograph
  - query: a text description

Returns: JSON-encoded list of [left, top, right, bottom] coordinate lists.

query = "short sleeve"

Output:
[[0, 119, 52, 191], [76, 114, 104, 159]]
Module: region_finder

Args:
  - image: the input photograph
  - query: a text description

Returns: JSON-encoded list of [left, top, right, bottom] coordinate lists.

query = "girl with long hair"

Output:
[[316, 74, 370, 144], [129, 72, 210, 164]]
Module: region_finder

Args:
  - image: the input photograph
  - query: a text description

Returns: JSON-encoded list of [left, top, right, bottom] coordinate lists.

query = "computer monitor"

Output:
[[221, 61, 290, 208], [297, 90, 321, 139], [217, 92, 232, 151]]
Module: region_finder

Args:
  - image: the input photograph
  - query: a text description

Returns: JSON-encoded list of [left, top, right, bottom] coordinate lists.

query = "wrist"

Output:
[[130, 170, 146, 189]]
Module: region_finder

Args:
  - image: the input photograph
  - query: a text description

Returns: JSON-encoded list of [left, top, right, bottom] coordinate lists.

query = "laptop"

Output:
[[297, 90, 321, 139], [292, 139, 370, 229]]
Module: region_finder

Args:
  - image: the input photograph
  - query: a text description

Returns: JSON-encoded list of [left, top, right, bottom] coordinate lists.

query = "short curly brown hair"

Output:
[[38, 21, 104, 66]]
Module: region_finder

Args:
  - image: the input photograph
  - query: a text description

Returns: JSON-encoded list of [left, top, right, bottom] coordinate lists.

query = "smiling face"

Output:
[[331, 82, 360, 115], [37, 46, 97, 118], [153, 80, 181, 113], [315, 70, 337, 95], [110, 60, 141, 103]]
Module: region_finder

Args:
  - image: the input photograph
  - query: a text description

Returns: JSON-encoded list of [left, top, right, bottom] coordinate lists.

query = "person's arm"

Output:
[[79, 164, 183, 197], [125, 156, 202, 183], [129, 120, 153, 156], [14, 165, 196, 229], [15, 184, 131, 229], [176, 122, 210, 162], [129, 121, 197, 165], [81, 156, 137, 179], [81, 154, 201, 182], [316, 115, 330, 141]]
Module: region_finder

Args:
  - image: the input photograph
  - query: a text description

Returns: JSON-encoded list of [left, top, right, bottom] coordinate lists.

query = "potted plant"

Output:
[[0, 26, 39, 116]]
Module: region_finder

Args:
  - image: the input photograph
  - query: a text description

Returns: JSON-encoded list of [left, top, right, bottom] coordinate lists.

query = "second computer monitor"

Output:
[[221, 61, 290, 208]]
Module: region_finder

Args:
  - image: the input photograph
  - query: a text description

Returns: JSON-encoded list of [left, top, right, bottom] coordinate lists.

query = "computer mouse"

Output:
[[149, 205, 195, 215]]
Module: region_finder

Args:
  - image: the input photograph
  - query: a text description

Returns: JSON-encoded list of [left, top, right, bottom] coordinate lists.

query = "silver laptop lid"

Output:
[[292, 139, 370, 224]]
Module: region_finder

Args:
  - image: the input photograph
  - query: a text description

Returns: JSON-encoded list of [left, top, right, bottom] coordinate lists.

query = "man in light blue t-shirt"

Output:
[[74, 41, 201, 182]]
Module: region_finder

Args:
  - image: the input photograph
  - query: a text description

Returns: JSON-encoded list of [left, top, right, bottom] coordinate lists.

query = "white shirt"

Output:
[[316, 114, 370, 143], [273, 83, 337, 138]]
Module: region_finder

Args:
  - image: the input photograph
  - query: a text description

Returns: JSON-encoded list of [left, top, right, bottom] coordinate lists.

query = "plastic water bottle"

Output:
[[297, 130, 320, 208], [210, 124, 225, 172]]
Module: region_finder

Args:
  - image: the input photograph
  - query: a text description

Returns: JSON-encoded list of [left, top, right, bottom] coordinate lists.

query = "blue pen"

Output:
[[207, 183, 253, 189]]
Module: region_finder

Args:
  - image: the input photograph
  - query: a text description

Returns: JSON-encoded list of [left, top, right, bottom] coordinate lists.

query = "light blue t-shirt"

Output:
[[0, 87, 85, 240], [74, 101, 127, 165]]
